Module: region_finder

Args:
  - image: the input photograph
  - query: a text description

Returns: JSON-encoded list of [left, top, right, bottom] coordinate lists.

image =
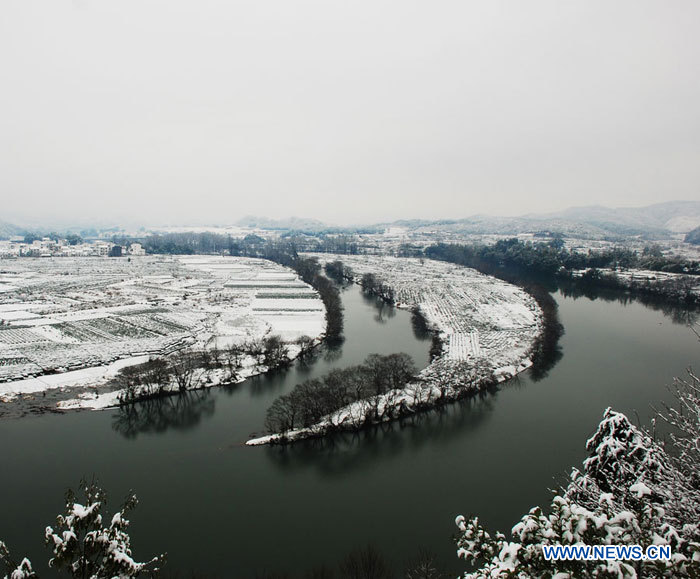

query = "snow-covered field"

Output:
[[248, 255, 542, 445], [0, 256, 325, 405], [318, 255, 541, 370]]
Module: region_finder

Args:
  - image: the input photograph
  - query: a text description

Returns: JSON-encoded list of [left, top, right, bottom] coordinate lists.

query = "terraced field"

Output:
[[315, 254, 541, 374], [248, 254, 544, 445], [0, 256, 325, 397]]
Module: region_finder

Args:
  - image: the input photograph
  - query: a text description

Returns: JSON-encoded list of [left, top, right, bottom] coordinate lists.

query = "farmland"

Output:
[[318, 255, 541, 373], [249, 255, 543, 444], [0, 256, 325, 406]]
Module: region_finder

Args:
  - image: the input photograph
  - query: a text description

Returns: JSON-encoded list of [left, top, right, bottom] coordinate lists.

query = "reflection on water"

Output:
[[359, 291, 397, 325], [410, 307, 434, 341], [322, 340, 344, 363], [264, 392, 498, 477], [112, 390, 215, 438], [4, 284, 699, 577], [557, 279, 700, 326]]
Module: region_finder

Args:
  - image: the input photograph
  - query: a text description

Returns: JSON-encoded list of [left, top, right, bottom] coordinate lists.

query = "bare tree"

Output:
[[170, 351, 207, 392], [262, 335, 290, 370]]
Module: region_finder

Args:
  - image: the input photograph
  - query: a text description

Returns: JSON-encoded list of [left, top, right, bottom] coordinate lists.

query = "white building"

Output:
[[128, 243, 146, 256]]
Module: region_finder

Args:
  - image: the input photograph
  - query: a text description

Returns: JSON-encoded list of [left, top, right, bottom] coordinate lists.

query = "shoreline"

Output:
[[0, 256, 327, 416], [248, 255, 544, 446], [0, 336, 326, 417], [246, 357, 535, 446]]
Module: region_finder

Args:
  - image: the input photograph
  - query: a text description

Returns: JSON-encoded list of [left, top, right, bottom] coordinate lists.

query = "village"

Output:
[[0, 236, 146, 258]]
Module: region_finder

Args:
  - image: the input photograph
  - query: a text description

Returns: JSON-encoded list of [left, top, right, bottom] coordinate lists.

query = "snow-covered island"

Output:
[[247, 255, 543, 445], [0, 256, 326, 412]]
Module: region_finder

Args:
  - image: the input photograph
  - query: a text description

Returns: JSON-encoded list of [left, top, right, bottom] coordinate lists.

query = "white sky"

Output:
[[1, 0, 699, 226]]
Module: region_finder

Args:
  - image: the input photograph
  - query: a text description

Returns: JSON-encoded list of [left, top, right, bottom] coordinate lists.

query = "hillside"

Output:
[[532, 200, 700, 234], [0, 220, 23, 240], [385, 200, 700, 240], [685, 225, 700, 245]]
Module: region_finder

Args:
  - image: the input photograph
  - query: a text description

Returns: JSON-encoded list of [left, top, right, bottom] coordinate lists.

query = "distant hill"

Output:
[[234, 215, 383, 235], [530, 201, 700, 235], [0, 220, 24, 240], [234, 216, 329, 231], [685, 225, 700, 245], [235, 201, 700, 241], [382, 201, 700, 240]]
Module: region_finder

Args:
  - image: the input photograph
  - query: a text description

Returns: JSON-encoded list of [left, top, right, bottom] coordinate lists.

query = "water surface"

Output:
[[0, 285, 697, 576]]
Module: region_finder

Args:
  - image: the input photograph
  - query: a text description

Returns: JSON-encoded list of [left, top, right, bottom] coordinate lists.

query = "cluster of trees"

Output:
[[22, 232, 83, 245], [557, 278, 699, 326], [571, 266, 699, 303], [324, 260, 354, 284], [455, 369, 700, 578], [426, 238, 564, 278], [0, 480, 163, 578], [136, 231, 364, 258], [360, 273, 396, 304], [98, 229, 700, 284], [288, 256, 345, 342], [115, 335, 300, 404], [287, 233, 364, 255], [425, 238, 700, 280], [264, 353, 417, 433], [139, 232, 235, 255]]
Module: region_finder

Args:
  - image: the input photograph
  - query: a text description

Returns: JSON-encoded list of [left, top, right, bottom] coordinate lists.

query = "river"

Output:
[[0, 283, 697, 576]]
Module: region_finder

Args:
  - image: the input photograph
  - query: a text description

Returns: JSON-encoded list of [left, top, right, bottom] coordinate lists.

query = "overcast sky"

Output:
[[1, 1, 699, 227]]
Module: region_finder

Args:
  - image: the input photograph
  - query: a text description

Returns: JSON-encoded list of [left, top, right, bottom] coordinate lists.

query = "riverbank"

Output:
[[1, 284, 694, 576], [0, 256, 325, 415], [248, 255, 543, 445]]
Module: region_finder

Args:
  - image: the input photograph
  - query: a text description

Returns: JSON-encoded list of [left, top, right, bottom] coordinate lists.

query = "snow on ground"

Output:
[[316, 254, 541, 366], [0, 355, 151, 401], [0, 256, 325, 405], [55, 356, 267, 411], [247, 255, 543, 445]]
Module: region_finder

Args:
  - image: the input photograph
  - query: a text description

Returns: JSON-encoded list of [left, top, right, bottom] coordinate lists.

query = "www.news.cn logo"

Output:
[[542, 544, 671, 561]]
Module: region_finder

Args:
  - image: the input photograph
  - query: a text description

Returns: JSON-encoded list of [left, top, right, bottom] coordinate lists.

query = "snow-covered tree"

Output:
[[455, 403, 700, 578], [45, 480, 164, 578], [1, 480, 164, 579], [0, 542, 36, 579]]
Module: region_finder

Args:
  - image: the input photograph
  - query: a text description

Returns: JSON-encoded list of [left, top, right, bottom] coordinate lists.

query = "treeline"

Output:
[[426, 239, 700, 305], [137, 232, 346, 342], [360, 273, 396, 304], [118, 230, 700, 279], [425, 238, 700, 278], [23, 231, 83, 245], [115, 335, 313, 404], [325, 259, 397, 305], [557, 278, 699, 326], [423, 242, 565, 380], [291, 257, 344, 342], [219, 240, 345, 343], [324, 260, 354, 284], [567, 266, 699, 303], [264, 353, 417, 433], [139, 231, 362, 257]]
